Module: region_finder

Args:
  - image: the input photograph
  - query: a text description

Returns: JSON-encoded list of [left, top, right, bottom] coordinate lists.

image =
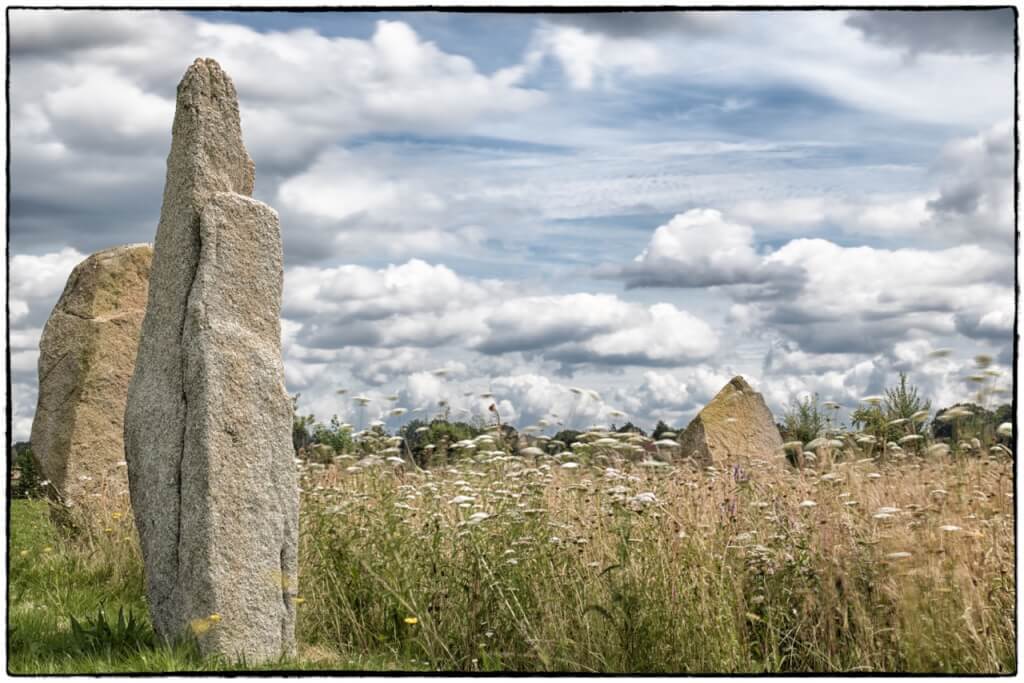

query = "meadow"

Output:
[[7, 416, 1016, 674]]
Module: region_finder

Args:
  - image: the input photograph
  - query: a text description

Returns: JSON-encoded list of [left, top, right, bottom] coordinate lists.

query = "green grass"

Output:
[[6, 499, 427, 673]]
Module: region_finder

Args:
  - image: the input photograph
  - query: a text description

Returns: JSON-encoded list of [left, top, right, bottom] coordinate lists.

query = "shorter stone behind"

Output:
[[30, 243, 153, 510]]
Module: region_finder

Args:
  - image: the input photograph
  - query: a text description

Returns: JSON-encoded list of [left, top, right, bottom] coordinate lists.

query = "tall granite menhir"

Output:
[[124, 58, 298, 662]]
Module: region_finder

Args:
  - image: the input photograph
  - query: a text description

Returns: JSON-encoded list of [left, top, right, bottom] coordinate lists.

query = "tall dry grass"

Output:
[[297, 446, 1014, 673]]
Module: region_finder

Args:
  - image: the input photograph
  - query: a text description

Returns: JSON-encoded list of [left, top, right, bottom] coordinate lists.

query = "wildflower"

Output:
[[654, 439, 679, 448], [997, 422, 1012, 437], [467, 512, 491, 525], [104, 527, 113, 533], [520, 447, 544, 457], [886, 551, 912, 560], [939, 525, 961, 533], [293, 597, 306, 605], [875, 506, 900, 514], [19, 550, 28, 557], [42, 546, 53, 553], [937, 407, 972, 422], [860, 395, 884, 405], [910, 409, 930, 422], [872, 513, 894, 520], [449, 495, 476, 505], [112, 512, 124, 520], [898, 434, 923, 444], [628, 492, 658, 506], [560, 462, 580, 469], [208, 613, 221, 623], [389, 408, 407, 417], [823, 401, 841, 410], [799, 500, 817, 508], [404, 616, 419, 625], [866, 472, 882, 479], [926, 443, 950, 457]]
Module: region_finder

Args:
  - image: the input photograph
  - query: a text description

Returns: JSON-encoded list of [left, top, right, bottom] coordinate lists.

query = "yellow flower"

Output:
[[190, 618, 211, 635], [293, 597, 305, 606], [42, 546, 53, 553], [404, 616, 419, 625], [112, 512, 124, 520], [208, 613, 222, 623], [104, 527, 113, 533], [18, 550, 28, 557]]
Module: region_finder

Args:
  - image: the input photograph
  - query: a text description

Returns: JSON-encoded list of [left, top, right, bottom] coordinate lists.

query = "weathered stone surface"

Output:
[[30, 244, 152, 509], [677, 376, 783, 465], [124, 58, 297, 663]]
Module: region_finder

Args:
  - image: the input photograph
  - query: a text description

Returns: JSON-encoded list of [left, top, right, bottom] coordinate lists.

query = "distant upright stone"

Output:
[[124, 58, 297, 663], [677, 376, 783, 465], [30, 244, 152, 510]]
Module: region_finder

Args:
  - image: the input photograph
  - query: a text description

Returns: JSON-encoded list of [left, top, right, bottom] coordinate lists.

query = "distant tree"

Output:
[[312, 415, 355, 454], [552, 429, 583, 448], [291, 394, 316, 454], [11, 442, 42, 499], [932, 402, 1012, 447], [400, 419, 482, 467], [851, 373, 930, 444], [651, 420, 677, 440], [782, 394, 828, 444], [615, 422, 646, 436]]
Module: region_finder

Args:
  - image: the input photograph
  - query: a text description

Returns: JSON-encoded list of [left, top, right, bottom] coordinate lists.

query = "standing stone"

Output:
[[124, 58, 297, 663], [677, 376, 784, 465], [30, 244, 152, 510]]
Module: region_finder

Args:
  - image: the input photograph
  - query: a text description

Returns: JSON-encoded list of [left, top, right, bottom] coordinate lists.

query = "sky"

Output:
[[7, 8, 1017, 442]]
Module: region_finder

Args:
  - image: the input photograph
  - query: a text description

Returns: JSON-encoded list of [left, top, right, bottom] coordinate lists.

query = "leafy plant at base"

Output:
[[69, 605, 152, 655]]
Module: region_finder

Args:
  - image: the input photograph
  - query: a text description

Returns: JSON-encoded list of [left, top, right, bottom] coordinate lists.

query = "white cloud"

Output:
[[926, 120, 1013, 244], [527, 23, 665, 90], [608, 209, 794, 288], [10, 247, 84, 325], [728, 122, 1013, 247], [285, 259, 718, 367]]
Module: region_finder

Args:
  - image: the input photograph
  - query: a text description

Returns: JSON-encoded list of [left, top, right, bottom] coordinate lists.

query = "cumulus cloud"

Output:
[[10, 247, 85, 326], [526, 22, 666, 90], [603, 209, 801, 290], [608, 206, 1012, 356], [9, 11, 544, 257], [846, 9, 1015, 56], [727, 122, 1013, 248], [284, 259, 718, 367], [926, 120, 1013, 244]]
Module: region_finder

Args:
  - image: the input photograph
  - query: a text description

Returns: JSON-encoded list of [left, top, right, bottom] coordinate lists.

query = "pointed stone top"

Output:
[[726, 375, 753, 393], [677, 374, 783, 464], [164, 57, 255, 206]]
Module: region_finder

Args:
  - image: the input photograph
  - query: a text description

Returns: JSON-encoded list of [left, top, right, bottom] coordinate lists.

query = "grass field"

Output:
[[7, 440, 1016, 674]]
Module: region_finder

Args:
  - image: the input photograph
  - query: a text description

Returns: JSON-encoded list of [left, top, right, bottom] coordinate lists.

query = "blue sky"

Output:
[[7, 8, 1016, 441]]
